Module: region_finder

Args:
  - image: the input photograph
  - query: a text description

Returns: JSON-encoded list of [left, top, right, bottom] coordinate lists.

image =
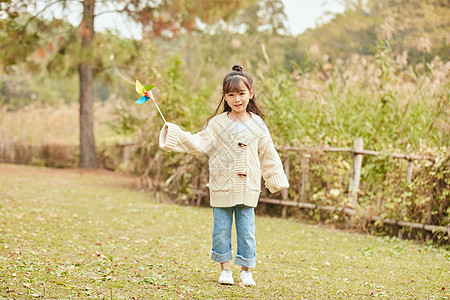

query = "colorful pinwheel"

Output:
[[135, 80, 155, 104], [135, 80, 166, 123]]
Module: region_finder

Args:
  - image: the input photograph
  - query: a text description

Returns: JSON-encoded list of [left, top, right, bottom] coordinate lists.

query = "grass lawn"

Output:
[[0, 163, 448, 299]]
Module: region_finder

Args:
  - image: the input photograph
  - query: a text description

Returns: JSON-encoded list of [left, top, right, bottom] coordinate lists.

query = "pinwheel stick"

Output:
[[152, 95, 167, 124], [145, 90, 166, 124]]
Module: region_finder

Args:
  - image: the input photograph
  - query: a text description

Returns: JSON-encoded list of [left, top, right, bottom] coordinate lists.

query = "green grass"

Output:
[[0, 164, 448, 299]]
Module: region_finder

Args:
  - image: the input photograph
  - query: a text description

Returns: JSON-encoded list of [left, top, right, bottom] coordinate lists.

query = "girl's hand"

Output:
[[165, 124, 168, 129]]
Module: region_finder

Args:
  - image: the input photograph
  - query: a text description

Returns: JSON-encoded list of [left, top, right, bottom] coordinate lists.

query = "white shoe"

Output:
[[218, 269, 234, 285], [240, 270, 256, 286]]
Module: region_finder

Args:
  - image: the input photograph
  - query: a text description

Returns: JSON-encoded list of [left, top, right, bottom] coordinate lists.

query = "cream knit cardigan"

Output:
[[159, 112, 289, 207]]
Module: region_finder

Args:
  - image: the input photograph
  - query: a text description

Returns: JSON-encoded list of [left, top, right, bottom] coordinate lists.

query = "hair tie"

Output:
[[232, 65, 243, 72]]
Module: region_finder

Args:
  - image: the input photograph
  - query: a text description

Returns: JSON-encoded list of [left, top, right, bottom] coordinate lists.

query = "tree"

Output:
[[292, 0, 449, 63], [233, 0, 287, 35], [78, 0, 98, 168], [1, 0, 257, 168]]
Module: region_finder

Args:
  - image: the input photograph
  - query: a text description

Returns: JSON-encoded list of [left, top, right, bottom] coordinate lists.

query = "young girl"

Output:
[[159, 65, 289, 286]]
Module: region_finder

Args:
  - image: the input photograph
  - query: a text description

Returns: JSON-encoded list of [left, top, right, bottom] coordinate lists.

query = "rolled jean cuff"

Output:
[[235, 253, 257, 268], [211, 248, 233, 263]]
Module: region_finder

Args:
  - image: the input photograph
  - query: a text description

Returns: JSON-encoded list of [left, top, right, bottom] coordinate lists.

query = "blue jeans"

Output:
[[211, 205, 256, 268]]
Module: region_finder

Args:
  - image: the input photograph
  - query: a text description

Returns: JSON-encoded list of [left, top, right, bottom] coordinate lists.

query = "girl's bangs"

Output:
[[224, 76, 248, 93]]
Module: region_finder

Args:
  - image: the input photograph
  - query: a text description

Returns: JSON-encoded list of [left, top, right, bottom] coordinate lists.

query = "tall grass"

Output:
[[0, 98, 130, 145], [258, 48, 449, 150]]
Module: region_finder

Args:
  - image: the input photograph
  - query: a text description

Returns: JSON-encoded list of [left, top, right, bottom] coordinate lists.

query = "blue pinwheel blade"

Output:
[[135, 96, 149, 104]]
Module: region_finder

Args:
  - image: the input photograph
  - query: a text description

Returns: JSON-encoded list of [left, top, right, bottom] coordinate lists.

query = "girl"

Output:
[[159, 65, 289, 286]]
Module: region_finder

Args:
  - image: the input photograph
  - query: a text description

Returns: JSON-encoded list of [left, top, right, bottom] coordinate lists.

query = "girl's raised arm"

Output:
[[159, 122, 217, 156]]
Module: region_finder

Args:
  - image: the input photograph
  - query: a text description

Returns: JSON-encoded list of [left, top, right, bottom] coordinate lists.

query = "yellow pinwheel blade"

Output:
[[135, 80, 145, 96]]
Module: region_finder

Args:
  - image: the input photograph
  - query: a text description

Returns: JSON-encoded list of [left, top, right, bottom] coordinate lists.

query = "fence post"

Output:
[[425, 198, 433, 241], [406, 160, 413, 184], [399, 160, 414, 239], [281, 151, 290, 218], [348, 138, 363, 207], [122, 145, 131, 165], [300, 153, 310, 202]]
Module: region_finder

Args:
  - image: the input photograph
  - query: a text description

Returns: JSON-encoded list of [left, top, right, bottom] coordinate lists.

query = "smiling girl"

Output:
[[159, 65, 289, 286]]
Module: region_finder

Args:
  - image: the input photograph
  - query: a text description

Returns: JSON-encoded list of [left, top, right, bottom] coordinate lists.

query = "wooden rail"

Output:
[[258, 198, 449, 234], [264, 138, 447, 236], [283, 145, 434, 161]]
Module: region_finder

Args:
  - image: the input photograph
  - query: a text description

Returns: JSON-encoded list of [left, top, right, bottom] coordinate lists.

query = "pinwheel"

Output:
[[135, 80, 167, 123]]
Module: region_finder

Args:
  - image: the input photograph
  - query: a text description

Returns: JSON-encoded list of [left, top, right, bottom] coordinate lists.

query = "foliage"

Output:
[[121, 44, 448, 241], [1, 0, 262, 169], [205, 0, 287, 35], [2, 0, 448, 110], [257, 46, 448, 239], [257, 51, 449, 150], [294, 0, 450, 64]]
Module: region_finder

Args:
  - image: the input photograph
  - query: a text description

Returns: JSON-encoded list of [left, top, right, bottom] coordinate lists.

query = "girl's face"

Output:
[[223, 80, 254, 116]]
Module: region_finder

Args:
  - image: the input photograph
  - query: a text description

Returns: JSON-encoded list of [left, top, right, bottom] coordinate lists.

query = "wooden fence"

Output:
[[257, 138, 448, 237]]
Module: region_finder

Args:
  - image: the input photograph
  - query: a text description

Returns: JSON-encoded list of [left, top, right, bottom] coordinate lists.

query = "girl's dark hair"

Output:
[[206, 65, 264, 126]]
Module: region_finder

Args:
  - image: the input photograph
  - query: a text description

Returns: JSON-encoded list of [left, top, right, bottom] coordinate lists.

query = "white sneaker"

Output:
[[218, 269, 234, 285], [240, 270, 256, 286]]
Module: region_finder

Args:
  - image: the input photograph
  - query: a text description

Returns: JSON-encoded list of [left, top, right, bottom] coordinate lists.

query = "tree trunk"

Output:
[[78, 0, 99, 169]]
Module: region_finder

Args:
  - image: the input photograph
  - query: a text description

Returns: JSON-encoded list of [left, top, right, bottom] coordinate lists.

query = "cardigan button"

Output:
[[238, 142, 247, 147], [237, 172, 247, 177]]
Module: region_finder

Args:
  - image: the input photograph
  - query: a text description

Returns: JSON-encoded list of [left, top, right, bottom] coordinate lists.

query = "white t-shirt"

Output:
[[231, 120, 250, 136]]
